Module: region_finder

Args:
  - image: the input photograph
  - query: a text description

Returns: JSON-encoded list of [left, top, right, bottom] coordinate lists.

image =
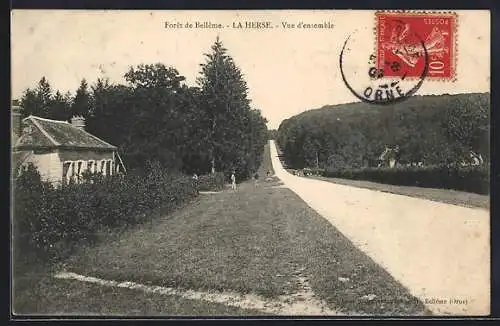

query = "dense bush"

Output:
[[322, 165, 489, 195], [12, 163, 198, 266], [196, 172, 225, 191]]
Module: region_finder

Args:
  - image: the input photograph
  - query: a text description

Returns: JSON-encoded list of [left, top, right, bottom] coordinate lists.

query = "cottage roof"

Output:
[[14, 116, 117, 150]]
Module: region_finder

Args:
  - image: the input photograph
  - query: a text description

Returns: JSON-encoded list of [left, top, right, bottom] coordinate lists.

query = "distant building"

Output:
[[377, 145, 401, 168], [12, 105, 126, 185]]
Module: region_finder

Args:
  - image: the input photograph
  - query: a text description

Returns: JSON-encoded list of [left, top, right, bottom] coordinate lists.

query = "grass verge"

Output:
[[306, 175, 489, 210]]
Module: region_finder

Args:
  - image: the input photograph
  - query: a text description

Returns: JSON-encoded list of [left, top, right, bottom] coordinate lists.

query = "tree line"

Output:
[[277, 93, 489, 170], [16, 37, 269, 180]]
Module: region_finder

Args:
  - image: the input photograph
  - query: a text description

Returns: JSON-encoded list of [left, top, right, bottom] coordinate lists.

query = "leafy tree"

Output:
[[71, 79, 91, 117], [124, 63, 186, 89], [443, 94, 489, 158], [86, 79, 135, 167], [124, 64, 188, 171]]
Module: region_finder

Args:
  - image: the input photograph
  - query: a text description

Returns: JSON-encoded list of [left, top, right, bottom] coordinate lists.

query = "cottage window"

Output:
[[62, 162, 70, 181], [77, 161, 83, 179], [62, 161, 72, 184], [77, 160, 88, 182], [100, 160, 106, 175], [88, 160, 95, 173], [107, 160, 112, 176], [71, 162, 77, 182]]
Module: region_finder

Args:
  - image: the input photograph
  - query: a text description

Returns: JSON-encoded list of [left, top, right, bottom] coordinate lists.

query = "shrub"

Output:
[[12, 164, 52, 264], [12, 162, 199, 267], [197, 172, 225, 191], [322, 165, 489, 195], [302, 167, 325, 176]]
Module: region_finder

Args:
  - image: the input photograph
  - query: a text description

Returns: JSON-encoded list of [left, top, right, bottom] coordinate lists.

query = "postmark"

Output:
[[339, 18, 429, 104], [375, 11, 457, 81]]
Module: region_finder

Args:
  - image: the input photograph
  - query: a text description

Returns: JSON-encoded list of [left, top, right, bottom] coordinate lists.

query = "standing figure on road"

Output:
[[231, 171, 236, 190], [254, 171, 259, 186], [192, 173, 199, 194], [265, 170, 273, 181]]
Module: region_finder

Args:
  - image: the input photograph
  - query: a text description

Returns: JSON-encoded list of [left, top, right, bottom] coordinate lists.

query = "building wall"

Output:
[[19, 149, 117, 186], [22, 150, 62, 183], [57, 149, 114, 162]]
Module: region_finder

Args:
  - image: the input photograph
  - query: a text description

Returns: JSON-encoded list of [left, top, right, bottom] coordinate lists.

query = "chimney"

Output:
[[70, 116, 86, 130], [11, 104, 22, 140]]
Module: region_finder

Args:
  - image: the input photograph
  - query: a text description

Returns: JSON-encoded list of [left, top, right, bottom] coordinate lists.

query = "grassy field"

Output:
[[13, 144, 429, 316]]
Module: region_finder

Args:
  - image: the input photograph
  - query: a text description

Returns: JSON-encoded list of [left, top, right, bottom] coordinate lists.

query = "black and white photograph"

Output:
[[10, 9, 490, 317]]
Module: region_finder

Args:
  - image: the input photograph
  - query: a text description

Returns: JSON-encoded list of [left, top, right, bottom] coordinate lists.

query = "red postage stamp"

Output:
[[375, 11, 457, 80]]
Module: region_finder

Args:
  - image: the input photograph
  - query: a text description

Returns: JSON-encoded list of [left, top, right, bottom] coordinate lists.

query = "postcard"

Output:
[[11, 9, 490, 317]]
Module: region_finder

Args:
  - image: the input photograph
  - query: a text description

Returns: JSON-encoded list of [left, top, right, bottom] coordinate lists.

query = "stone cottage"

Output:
[[12, 105, 126, 185]]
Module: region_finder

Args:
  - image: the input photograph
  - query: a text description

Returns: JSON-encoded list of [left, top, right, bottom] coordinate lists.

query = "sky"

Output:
[[11, 10, 490, 128]]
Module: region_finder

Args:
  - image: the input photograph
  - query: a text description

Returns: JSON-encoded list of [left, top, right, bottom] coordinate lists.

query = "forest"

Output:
[[277, 93, 490, 170], [276, 93, 490, 193]]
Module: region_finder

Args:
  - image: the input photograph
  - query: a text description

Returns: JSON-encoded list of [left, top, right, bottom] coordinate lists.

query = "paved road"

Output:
[[269, 140, 490, 316]]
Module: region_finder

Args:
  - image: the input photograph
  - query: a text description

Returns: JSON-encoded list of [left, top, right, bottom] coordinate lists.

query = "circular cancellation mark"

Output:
[[339, 25, 429, 105]]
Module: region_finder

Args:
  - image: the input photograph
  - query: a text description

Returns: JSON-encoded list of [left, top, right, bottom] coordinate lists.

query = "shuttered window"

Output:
[[100, 160, 106, 175], [107, 160, 112, 176], [88, 160, 95, 173], [62, 162, 72, 185], [77, 161, 83, 179]]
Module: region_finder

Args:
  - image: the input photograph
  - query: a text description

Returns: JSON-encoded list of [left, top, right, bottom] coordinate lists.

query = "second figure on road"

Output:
[[231, 171, 236, 190]]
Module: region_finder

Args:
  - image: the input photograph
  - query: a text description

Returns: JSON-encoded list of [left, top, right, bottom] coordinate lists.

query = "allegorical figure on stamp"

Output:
[[382, 20, 450, 68]]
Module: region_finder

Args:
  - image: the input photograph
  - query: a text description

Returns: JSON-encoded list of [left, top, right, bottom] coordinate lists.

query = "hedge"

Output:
[[12, 163, 198, 266], [322, 165, 489, 195], [196, 172, 225, 191]]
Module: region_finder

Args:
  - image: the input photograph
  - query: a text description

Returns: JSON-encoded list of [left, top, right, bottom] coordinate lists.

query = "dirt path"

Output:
[[269, 140, 490, 316]]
